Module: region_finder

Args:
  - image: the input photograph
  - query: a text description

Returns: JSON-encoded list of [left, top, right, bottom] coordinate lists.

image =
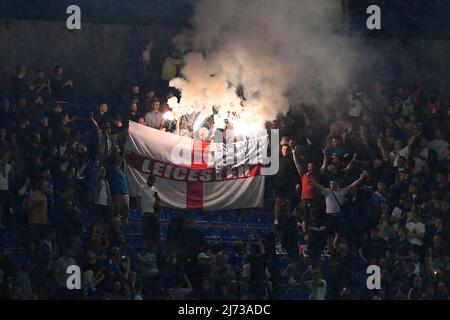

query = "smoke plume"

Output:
[[170, 0, 362, 133]]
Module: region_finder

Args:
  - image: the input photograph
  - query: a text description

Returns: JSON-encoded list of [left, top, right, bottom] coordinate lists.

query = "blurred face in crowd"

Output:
[[55, 67, 64, 77], [288, 139, 296, 150], [397, 157, 406, 168], [40, 116, 49, 127], [398, 228, 407, 240], [377, 181, 386, 193], [413, 277, 422, 288], [419, 137, 428, 148], [17, 66, 26, 77], [352, 83, 361, 94], [331, 156, 341, 166], [99, 167, 106, 179], [434, 129, 443, 140], [443, 147, 450, 159], [37, 71, 45, 80], [331, 137, 341, 148], [369, 228, 379, 239], [1, 99, 11, 111], [280, 136, 288, 146], [307, 163, 315, 174], [53, 105, 62, 113], [32, 133, 41, 145], [132, 86, 140, 95], [330, 180, 339, 191], [152, 101, 161, 112], [281, 145, 289, 157], [99, 103, 108, 114], [434, 217, 443, 229], [146, 91, 156, 99], [130, 100, 138, 113], [394, 139, 404, 151], [433, 235, 443, 247], [436, 173, 446, 185], [335, 111, 343, 121], [384, 127, 394, 139]]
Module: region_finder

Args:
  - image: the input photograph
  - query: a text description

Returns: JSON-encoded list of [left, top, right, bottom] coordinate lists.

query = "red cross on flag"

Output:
[[125, 122, 266, 210]]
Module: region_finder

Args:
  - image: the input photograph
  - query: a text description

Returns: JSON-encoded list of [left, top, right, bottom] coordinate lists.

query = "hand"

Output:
[[377, 138, 384, 149], [306, 138, 312, 146], [35, 96, 44, 104], [295, 184, 301, 192], [352, 153, 357, 162], [88, 112, 94, 118]]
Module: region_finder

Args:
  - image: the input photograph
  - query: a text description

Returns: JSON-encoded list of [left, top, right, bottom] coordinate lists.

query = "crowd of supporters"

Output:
[[0, 39, 449, 300]]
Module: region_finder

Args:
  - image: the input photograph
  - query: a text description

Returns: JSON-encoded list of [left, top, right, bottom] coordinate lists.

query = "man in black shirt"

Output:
[[273, 145, 299, 225], [9, 66, 28, 102], [50, 66, 73, 102], [307, 208, 331, 268]]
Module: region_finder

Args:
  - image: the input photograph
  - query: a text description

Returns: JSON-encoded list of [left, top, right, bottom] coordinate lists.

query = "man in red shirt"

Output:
[[292, 146, 327, 232]]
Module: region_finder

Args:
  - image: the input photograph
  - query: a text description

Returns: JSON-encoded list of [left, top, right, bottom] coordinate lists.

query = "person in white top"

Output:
[[92, 167, 112, 224], [0, 152, 13, 229], [406, 211, 425, 247], [309, 172, 365, 250], [389, 134, 417, 168], [138, 175, 160, 242], [300, 266, 327, 300]]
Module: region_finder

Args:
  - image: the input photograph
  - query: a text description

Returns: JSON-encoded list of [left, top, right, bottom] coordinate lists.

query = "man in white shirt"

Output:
[[138, 175, 160, 243], [429, 129, 449, 162], [300, 266, 327, 300], [144, 100, 163, 129], [406, 211, 425, 248], [309, 172, 365, 250], [390, 134, 417, 168]]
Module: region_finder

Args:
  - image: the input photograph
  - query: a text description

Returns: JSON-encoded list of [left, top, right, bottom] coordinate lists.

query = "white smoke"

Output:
[[170, 0, 361, 133]]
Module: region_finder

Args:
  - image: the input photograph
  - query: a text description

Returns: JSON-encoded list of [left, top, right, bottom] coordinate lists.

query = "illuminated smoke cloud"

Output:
[[170, 0, 361, 133]]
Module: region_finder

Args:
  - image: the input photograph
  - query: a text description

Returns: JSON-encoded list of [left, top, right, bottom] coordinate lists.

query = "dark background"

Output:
[[1, 0, 450, 38]]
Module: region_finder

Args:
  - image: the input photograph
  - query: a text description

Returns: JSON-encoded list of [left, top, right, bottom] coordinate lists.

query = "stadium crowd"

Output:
[[0, 40, 450, 300]]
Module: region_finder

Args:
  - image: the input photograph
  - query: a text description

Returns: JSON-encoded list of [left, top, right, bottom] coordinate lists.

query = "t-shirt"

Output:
[[391, 207, 404, 231], [140, 252, 157, 273], [95, 180, 108, 206], [0, 163, 11, 191], [429, 139, 449, 162], [308, 218, 330, 249], [301, 173, 321, 200], [144, 111, 163, 129], [321, 187, 349, 214], [139, 184, 157, 214], [110, 168, 128, 195], [406, 221, 425, 246]]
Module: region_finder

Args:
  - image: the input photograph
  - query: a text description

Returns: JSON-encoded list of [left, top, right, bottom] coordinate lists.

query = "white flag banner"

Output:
[[125, 122, 266, 211]]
